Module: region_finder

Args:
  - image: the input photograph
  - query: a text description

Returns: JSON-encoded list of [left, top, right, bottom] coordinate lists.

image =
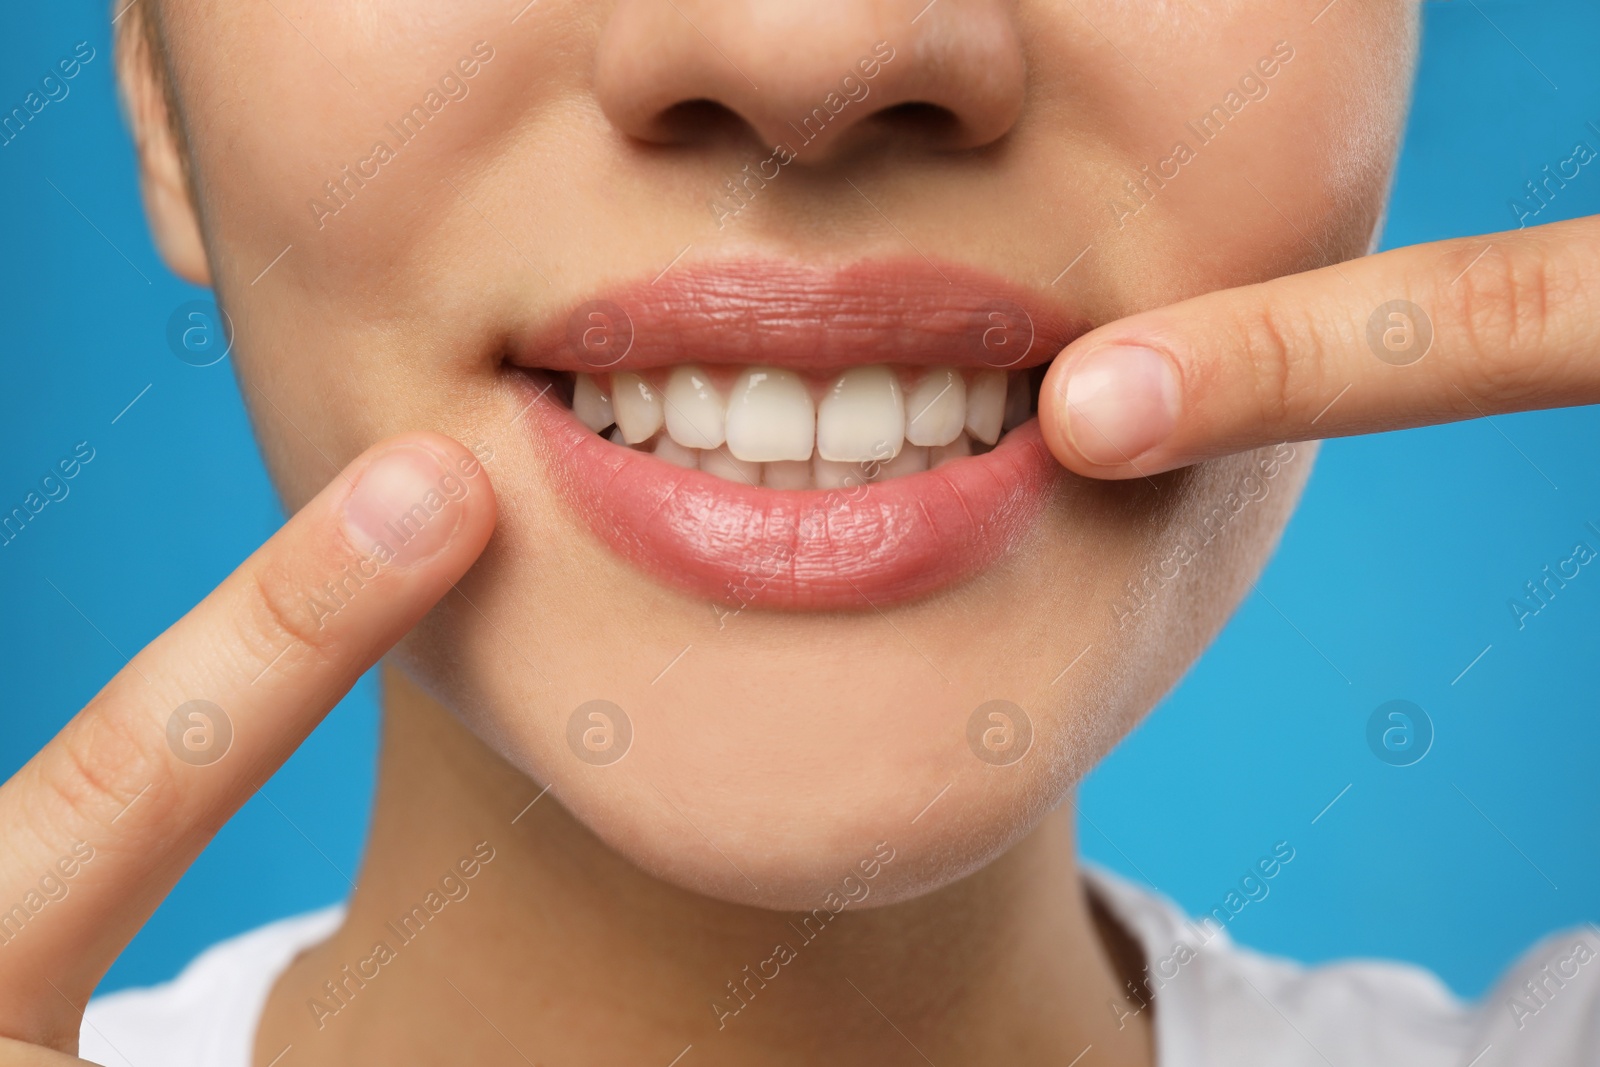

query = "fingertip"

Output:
[[1042, 341, 1183, 478], [404, 430, 500, 542], [339, 432, 497, 574]]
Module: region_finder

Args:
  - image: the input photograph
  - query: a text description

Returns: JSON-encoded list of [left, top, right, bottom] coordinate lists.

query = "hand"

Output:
[[1038, 215, 1600, 478], [0, 434, 496, 1062]]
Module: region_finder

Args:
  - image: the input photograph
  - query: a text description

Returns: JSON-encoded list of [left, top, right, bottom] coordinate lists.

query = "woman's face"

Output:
[[129, 0, 1415, 907]]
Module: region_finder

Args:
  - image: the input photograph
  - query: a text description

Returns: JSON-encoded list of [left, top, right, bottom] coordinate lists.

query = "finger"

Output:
[[0, 432, 495, 1050], [1038, 214, 1600, 478]]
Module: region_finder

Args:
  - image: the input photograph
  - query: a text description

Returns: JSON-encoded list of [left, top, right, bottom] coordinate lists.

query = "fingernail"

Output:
[[342, 444, 466, 567], [1059, 345, 1181, 466]]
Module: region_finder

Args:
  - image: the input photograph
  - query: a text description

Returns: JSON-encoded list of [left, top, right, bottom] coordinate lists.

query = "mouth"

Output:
[[504, 258, 1088, 610]]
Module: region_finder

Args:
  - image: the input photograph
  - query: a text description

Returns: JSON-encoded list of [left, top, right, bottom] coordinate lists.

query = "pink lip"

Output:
[[507, 258, 1087, 373], [507, 258, 1084, 610]]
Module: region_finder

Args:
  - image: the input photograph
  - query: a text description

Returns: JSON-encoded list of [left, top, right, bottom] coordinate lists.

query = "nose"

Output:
[[594, 0, 1026, 162]]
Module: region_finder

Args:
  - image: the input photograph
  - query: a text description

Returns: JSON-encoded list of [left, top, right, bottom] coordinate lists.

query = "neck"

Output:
[[258, 667, 1152, 1066]]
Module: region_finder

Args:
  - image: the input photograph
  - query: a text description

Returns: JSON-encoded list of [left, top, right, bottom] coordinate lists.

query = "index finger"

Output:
[[0, 432, 495, 1051], [1037, 214, 1600, 478]]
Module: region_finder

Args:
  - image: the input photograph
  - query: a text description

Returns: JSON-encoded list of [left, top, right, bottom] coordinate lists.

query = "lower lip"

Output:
[[517, 377, 1060, 610]]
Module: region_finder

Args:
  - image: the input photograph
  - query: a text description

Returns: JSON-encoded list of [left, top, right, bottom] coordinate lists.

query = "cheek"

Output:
[[1077, 445, 1316, 721], [1021, 2, 1414, 311]]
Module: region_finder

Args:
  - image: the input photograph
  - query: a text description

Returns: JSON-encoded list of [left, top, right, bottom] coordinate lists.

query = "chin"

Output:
[[460, 661, 1088, 912]]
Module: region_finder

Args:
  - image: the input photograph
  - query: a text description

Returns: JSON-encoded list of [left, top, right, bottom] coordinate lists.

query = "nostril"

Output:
[[648, 99, 756, 148], [595, 1, 1026, 158], [649, 100, 966, 157], [870, 102, 963, 147]]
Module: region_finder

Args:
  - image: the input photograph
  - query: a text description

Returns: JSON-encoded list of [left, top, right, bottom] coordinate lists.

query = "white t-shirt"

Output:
[[79, 868, 1600, 1066]]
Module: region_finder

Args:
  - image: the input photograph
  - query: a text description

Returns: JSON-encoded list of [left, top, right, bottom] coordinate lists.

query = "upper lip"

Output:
[[504, 257, 1090, 374]]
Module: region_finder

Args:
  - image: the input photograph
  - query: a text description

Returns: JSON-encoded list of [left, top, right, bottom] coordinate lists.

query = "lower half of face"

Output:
[[152, 0, 1411, 907]]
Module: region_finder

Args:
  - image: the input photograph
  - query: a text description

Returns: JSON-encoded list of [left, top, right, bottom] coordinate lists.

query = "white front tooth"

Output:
[[652, 434, 699, 469], [612, 373, 664, 444], [814, 457, 869, 490], [904, 369, 966, 447], [664, 365, 726, 450], [764, 460, 813, 491], [817, 365, 904, 463], [573, 374, 614, 433], [608, 426, 629, 446], [875, 445, 929, 480], [965, 370, 1006, 445], [930, 434, 972, 468], [726, 367, 815, 462], [1002, 372, 1031, 431], [700, 444, 761, 485]]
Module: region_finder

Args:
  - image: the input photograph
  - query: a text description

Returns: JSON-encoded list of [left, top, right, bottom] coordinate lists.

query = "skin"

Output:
[[1, 0, 1594, 1064]]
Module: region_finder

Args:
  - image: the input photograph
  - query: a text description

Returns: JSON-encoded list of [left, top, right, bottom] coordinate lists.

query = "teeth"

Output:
[[764, 460, 812, 491], [579, 365, 1032, 485], [817, 366, 904, 463], [700, 444, 761, 485], [931, 434, 972, 468], [573, 375, 614, 432], [876, 445, 929, 480], [726, 367, 815, 462], [664, 365, 726, 450], [613, 373, 664, 444], [965, 370, 1006, 446], [652, 434, 699, 469], [904, 368, 967, 447]]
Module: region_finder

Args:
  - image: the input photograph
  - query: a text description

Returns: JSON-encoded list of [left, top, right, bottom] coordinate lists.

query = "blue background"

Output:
[[2, 0, 1596, 1001]]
